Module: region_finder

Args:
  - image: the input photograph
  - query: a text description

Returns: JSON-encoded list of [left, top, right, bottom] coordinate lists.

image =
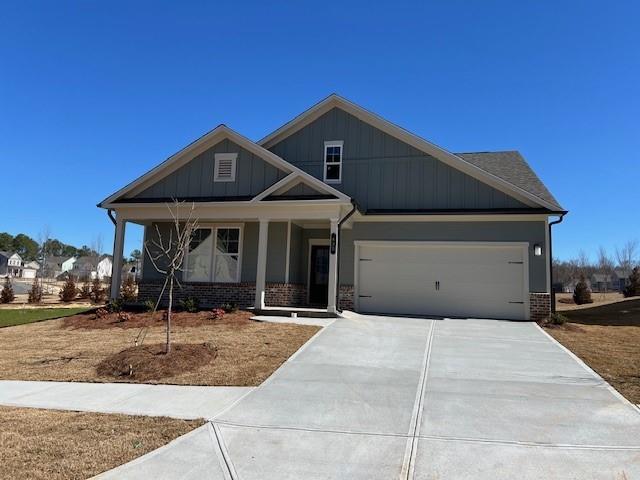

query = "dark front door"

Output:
[[309, 245, 329, 305]]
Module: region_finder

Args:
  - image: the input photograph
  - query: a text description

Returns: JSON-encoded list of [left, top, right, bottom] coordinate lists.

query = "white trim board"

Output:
[[258, 94, 558, 211]]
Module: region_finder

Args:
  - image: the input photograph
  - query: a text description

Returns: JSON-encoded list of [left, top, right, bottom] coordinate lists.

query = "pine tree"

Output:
[[59, 276, 77, 302], [623, 267, 640, 298], [90, 277, 106, 303], [27, 278, 43, 304], [120, 276, 137, 302], [1, 277, 15, 303], [573, 274, 593, 305]]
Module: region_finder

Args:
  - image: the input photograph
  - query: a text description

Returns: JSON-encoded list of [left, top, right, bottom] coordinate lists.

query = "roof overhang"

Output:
[[259, 94, 559, 211]]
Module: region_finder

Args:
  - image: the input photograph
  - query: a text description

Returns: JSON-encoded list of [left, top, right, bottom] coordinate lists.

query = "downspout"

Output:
[[335, 200, 358, 311], [107, 209, 117, 226], [548, 212, 566, 313]]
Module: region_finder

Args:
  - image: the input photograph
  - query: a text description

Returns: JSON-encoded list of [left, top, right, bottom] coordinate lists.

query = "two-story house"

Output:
[[0, 252, 24, 277], [99, 95, 565, 321]]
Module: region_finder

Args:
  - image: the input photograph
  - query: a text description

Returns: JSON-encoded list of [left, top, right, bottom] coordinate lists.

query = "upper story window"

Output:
[[214, 153, 238, 182], [323, 141, 343, 184]]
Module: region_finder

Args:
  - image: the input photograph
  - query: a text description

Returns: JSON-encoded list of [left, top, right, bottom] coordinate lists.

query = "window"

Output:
[[214, 153, 237, 182], [323, 141, 343, 183], [185, 226, 242, 283]]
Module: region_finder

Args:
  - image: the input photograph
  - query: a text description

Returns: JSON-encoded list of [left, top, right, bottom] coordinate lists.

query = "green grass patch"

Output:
[[0, 308, 92, 328]]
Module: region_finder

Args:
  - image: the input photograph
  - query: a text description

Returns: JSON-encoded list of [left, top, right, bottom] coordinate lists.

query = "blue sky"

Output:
[[1, 1, 638, 261]]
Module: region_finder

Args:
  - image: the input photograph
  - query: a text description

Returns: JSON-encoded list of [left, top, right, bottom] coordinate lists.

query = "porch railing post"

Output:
[[255, 218, 269, 310], [110, 214, 126, 300]]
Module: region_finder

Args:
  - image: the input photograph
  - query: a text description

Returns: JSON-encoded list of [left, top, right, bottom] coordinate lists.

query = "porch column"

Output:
[[110, 215, 126, 300], [327, 218, 339, 314], [254, 218, 269, 310]]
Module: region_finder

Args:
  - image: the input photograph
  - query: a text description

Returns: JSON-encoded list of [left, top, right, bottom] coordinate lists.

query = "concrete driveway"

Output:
[[100, 314, 640, 479]]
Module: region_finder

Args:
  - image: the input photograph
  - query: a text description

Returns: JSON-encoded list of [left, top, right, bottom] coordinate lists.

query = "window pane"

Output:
[[326, 164, 340, 180], [186, 228, 213, 282], [215, 254, 239, 282], [216, 228, 239, 254]]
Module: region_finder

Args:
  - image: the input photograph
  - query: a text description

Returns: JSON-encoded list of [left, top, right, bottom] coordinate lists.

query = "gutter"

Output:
[[548, 212, 567, 313], [335, 199, 358, 311]]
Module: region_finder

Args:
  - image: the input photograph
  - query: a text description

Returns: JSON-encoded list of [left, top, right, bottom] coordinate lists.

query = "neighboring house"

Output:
[[42, 256, 75, 278], [591, 269, 631, 293], [122, 261, 140, 281], [99, 94, 566, 321], [21, 261, 40, 279], [0, 252, 23, 277], [71, 255, 113, 280]]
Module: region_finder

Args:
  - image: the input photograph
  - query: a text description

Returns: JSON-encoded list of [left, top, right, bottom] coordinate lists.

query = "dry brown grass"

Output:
[[555, 292, 635, 311], [0, 311, 319, 386], [545, 299, 640, 404], [0, 407, 201, 480]]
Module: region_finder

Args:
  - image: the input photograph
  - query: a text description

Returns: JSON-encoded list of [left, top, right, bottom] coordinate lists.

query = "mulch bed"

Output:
[[96, 342, 218, 382], [62, 309, 253, 330]]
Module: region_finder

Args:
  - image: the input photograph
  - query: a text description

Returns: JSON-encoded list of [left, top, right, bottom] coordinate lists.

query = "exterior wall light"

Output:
[[534, 244, 542, 256]]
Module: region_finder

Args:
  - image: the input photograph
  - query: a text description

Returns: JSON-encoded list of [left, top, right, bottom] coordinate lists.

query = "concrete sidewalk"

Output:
[[0, 380, 252, 420]]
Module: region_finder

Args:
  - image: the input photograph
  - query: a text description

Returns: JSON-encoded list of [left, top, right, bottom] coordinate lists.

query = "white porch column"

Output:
[[254, 218, 269, 310], [327, 218, 339, 314], [110, 214, 126, 299]]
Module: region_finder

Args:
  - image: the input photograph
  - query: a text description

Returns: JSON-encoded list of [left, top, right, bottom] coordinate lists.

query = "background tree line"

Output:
[[0, 231, 102, 261]]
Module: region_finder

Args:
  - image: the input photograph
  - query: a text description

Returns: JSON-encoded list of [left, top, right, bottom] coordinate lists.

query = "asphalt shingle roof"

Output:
[[456, 151, 563, 211]]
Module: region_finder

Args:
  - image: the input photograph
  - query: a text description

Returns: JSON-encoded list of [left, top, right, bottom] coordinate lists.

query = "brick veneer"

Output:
[[339, 284, 354, 311], [264, 283, 307, 307], [529, 292, 551, 322]]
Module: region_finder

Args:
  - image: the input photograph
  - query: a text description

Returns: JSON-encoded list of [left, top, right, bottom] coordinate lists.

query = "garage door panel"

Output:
[[356, 243, 527, 320]]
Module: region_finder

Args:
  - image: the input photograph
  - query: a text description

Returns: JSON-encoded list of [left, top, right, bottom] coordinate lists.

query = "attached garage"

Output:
[[354, 241, 529, 320]]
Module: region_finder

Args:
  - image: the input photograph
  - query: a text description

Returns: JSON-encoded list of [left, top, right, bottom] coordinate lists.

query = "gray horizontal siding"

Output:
[[132, 139, 288, 200], [339, 221, 548, 292], [268, 108, 528, 211]]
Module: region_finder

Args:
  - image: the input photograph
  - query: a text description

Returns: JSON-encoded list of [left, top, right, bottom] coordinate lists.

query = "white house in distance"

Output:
[[22, 261, 40, 279], [71, 255, 113, 281], [0, 252, 24, 277]]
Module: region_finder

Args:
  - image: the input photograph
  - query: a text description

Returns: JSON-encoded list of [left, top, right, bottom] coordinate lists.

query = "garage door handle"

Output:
[[509, 301, 524, 304], [435, 281, 440, 291], [359, 295, 372, 298]]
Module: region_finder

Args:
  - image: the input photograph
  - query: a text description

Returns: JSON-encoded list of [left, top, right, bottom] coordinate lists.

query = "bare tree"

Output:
[[597, 246, 615, 297], [91, 234, 104, 256], [143, 200, 198, 354], [38, 226, 52, 294], [615, 240, 638, 272]]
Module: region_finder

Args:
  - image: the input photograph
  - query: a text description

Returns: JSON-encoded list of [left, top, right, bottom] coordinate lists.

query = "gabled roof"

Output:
[[259, 94, 563, 212], [99, 125, 349, 208], [456, 151, 563, 210]]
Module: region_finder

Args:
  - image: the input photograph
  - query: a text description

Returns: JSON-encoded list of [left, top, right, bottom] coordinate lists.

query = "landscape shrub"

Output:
[[143, 299, 156, 312], [573, 275, 593, 305], [623, 267, 640, 298], [179, 296, 200, 313], [0, 278, 15, 304], [58, 276, 77, 302], [95, 308, 109, 319], [544, 312, 569, 326], [90, 278, 106, 303], [210, 308, 225, 320], [106, 298, 124, 313], [120, 276, 137, 302], [220, 301, 238, 313], [78, 280, 91, 299], [117, 311, 131, 323], [27, 279, 43, 304]]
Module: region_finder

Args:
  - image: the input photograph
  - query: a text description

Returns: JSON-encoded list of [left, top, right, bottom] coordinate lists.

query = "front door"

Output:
[[309, 245, 329, 305]]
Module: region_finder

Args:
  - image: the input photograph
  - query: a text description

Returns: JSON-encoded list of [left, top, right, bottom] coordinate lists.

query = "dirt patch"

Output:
[[97, 342, 218, 382], [62, 309, 252, 329], [0, 406, 201, 480]]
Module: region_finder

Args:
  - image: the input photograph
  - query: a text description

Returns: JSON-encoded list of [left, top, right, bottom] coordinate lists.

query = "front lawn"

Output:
[[0, 307, 92, 328], [0, 407, 201, 480], [544, 299, 640, 404], [0, 310, 319, 386]]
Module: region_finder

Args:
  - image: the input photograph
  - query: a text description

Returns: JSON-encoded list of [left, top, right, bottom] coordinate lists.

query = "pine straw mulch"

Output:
[[0, 310, 320, 386], [97, 342, 218, 382], [0, 406, 202, 480]]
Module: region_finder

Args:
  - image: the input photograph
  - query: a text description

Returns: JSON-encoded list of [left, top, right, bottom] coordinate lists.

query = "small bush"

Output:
[[59, 276, 77, 302], [179, 296, 200, 313], [121, 276, 137, 302], [573, 275, 593, 305], [544, 312, 569, 326], [95, 308, 109, 319], [78, 280, 91, 299], [117, 311, 131, 323], [1, 278, 15, 304], [210, 308, 225, 320], [27, 279, 43, 304], [623, 267, 640, 298], [106, 298, 124, 313], [90, 278, 106, 303], [142, 299, 156, 312], [220, 302, 238, 313]]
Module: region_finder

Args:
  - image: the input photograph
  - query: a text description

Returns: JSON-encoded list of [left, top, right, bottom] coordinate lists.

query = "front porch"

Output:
[[109, 201, 354, 314]]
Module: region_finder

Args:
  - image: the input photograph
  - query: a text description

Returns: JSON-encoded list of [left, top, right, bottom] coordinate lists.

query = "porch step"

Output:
[[250, 307, 339, 319]]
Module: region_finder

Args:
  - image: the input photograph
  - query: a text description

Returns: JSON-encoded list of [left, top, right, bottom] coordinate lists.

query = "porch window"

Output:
[[323, 141, 343, 184], [185, 226, 242, 282]]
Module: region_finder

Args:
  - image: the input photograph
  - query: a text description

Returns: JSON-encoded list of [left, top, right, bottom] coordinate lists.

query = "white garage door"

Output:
[[355, 242, 528, 320]]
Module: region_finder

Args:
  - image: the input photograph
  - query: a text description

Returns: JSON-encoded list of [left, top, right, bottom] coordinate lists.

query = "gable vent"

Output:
[[214, 153, 237, 182]]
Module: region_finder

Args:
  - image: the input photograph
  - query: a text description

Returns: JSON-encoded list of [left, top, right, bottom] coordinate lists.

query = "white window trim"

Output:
[[184, 223, 244, 283], [323, 140, 343, 184], [214, 153, 238, 182]]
